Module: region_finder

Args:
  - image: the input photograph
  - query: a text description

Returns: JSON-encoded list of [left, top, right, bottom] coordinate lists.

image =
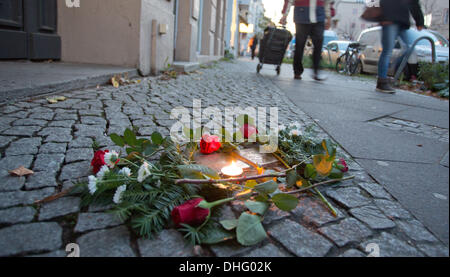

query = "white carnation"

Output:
[[137, 162, 152, 183], [96, 165, 110, 180], [113, 185, 127, 204], [88, 176, 98, 195], [119, 167, 132, 177], [290, 129, 302, 137], [104, 150, 119, 168]]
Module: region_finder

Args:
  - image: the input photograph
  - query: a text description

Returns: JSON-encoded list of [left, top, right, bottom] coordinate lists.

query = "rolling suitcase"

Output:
[[257, 26, 293, 75]]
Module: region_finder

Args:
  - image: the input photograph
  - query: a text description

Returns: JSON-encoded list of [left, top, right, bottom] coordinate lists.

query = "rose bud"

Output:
[[337, 158, 349, 173], [91, 150, 109, 174], [171, 197, 234, 227], [240, 124, 258, 139], [200, 134, 222, 154]]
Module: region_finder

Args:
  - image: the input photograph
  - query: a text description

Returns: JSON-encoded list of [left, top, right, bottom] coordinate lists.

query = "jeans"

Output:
[[294, 22, 325, 75], [378, 23, 409, 78]]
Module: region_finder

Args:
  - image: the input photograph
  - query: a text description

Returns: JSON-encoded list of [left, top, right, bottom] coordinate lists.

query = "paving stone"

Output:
[[0, 187, 55, 209], [79, 109, 103, 116], [81, 116, 107, 126], [48, 120, 75, 128], [339, 249, 366, 257], [358, 182, 393, 200], [350, 206, 396, 230], [326, 187, 372, 209], [6, 111, 29, 118], [242, 243, 291, 257], [25, 171, 58, 189], [12, 118, 47, 127], [88, 204, 114, 212], [74, 124, 105, 138], [0, 206, 36, 225], [33, 154, 65, 172], [0, 155, 34, 191], [138, 229, 194, 257], [29, 250, 67, 257], [69, 137, 93, 149], [54, 113, 78, 121], [319, 218, 373, 247], [0, 222, 62, 256], [39, 197, 81, 221], [65, 148, 93, 163], [5, 138, 41, 156], [74, 212, 124, 233], [76, 225, 135, 257], [230, 200, 247, 215], [209, 241, 253, 257], [397, 220, 438, 243], [2, 126, 41, 137], [291, 196, 344, 227], [268, 219, 333, 257], [373, 199, 412, 220], [39, 143, 67, 154], [0, 136, 15, 148], [59, 161, 91, 181], [263, 204, 290, 225], [360, 232, 424, 257], [38, 127, 72, 137], [44, 134, 73, 143], [417, 243, 449, 257], [29, 112, 54, 121]]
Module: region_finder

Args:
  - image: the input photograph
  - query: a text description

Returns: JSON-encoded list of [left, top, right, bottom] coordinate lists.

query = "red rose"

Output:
[[171, 198, 210, 227], [337, 158, 349, 173], [200, 134, 221, 154], [91, 150, 109, 174], [240, 124, 258, 139]]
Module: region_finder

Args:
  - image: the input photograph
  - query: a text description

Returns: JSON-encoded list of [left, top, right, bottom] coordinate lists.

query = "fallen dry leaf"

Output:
[[9, 166, 34, 177]]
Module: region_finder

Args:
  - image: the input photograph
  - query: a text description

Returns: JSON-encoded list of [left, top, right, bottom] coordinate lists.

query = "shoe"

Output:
[[313, 72, 327, 81], [376, 78, 396, 94], [294, 74, 302, 80]]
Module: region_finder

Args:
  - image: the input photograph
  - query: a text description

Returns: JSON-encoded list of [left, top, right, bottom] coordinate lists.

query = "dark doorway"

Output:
[[0, 0, 61, 60]]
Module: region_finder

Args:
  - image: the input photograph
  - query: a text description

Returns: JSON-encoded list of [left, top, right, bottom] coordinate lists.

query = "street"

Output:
[[0, 58, 448, 257]]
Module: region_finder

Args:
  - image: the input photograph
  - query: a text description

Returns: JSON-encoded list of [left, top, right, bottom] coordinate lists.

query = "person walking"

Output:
[[249, 35, 259, 60], [376, 0, 424, 93], [280, 0, 332, 81]]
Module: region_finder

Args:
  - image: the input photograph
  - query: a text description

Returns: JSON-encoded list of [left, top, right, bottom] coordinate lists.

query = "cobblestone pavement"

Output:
[[0, 60, 448, 257]]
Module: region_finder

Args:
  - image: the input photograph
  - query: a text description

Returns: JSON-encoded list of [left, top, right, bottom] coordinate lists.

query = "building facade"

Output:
[[0, 0, 236, 75]]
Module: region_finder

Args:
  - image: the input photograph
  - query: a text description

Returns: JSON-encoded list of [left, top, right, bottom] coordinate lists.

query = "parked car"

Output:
[[357, 26, 449, 76], [305, 30, 339, 56], [322, 40, 353, 65]]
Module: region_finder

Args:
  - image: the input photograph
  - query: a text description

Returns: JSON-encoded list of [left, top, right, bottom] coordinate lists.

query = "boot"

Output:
[[376, 77, 395, 94]]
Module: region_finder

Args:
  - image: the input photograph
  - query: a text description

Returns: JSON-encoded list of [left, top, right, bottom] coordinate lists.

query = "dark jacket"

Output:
[[282, 0, 331, 24], [380, 0, 424, 28]]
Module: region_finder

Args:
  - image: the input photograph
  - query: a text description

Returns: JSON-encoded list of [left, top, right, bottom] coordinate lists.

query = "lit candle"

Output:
[[221, 162, 243, 177]]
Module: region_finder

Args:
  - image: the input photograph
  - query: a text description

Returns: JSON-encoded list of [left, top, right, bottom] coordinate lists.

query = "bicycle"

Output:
[[336, 42, 364, 75]]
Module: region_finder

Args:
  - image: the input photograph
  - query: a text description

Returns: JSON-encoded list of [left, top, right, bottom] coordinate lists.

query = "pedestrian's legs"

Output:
[[294, 24, 310, 76], [310, 22, 325, 75], [378, 24, 400, 78]]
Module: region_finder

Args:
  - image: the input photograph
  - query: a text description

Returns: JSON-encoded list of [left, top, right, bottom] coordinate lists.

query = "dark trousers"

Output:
[[294, 22, 325, 75]]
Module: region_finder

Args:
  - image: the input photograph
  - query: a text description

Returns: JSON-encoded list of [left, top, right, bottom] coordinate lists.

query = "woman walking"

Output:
[[376, 0, 424, 93]]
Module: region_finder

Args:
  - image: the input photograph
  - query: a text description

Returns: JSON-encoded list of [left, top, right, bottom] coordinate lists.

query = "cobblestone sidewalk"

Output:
[[0, 60, 448, 257]]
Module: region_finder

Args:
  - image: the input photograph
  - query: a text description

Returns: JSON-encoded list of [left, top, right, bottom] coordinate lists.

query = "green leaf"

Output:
[[286, 170, 298, 187], [124, 128, 137, 146], [245, 180, 258, 189], [200, 227, 235, 244], [272, 193, 299, 212], [220, 219, 239, 230], [236, 213, 267, 246], [110, 133, 125, 147], [151, 132, 163, 145], [304, 164, 317, 180], [245, 201, 269, 215], [255, 180, 278, 194], [329, 168, 344, 179], [177, 164, 220, 179]]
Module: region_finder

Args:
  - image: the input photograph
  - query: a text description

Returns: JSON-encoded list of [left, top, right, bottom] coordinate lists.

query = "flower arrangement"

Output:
[[64, 120, 353, 246]]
